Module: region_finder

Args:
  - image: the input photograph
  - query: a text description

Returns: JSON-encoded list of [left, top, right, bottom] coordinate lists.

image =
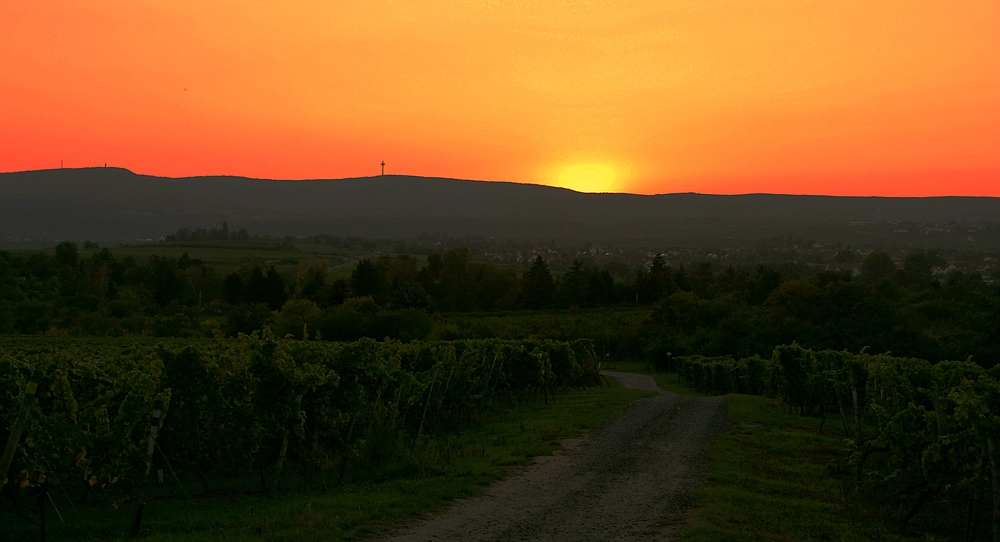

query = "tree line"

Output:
[[640, 251, 1000, 367], [1, 243, 998, 367]]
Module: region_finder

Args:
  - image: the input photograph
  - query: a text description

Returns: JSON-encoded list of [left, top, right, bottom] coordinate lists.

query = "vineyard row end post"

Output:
[[0, 371, 41, 497]]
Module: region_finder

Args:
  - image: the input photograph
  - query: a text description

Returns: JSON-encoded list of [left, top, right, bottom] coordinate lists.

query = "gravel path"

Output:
[[378, 372, 728, 542]]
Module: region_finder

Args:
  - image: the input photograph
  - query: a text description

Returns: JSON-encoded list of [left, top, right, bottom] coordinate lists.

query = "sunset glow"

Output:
[[2, 1, 998, 195], [555, 164, 618, 193]]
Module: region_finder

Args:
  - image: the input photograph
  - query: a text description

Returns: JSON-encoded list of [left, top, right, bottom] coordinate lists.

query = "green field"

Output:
[[0, 239, 410, 277], [79, 241, 388, 278]]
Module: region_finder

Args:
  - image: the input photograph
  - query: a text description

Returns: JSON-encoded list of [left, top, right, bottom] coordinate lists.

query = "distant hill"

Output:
[[2, 167, 999, 249]]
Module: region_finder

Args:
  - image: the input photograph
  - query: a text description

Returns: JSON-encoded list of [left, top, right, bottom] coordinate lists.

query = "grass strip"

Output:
[[685, 394, 895, 542]]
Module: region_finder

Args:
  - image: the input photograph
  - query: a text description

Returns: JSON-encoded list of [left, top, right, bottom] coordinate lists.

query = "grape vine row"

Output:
[[678, 344, 1000, 535], [0, 333, 600, 509]]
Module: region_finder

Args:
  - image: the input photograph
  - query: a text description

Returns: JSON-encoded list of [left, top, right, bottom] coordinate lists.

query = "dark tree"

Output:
[[148, 257, 183, 306], [904, 251, 945, 288], [689, 262, 715, 297], [245, 266, 269, 306], [225, 303, 272, 336], [556, 260, 589, 307], [521, 256, 555, 309], [14, 300, 50, 334], [813, 269, 854, 288], [298, 263, 328, 304], [471, 263, 519, 311], [861, 251, 897, 285], [327, 278, 348, 306], [980, 301, 1000, 368], [223, 273, 244, 305], [351, 258, 388, 299], [637, 254, 674, 304], [673, 263, 691, 292], [392, 282, 430, 309], [54, 241, 78, 268], [587, 269, 617, 306], [748, 266, 782, 305], [264, 267, 287, 310], [439, 249, 475, 310]]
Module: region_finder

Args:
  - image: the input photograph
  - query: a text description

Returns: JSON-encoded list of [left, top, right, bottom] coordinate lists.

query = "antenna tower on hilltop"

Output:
[[381, 161, 385, 176]]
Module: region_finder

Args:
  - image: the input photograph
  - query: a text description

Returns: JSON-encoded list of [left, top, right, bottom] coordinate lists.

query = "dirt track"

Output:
[[379, 372, 727, 542]]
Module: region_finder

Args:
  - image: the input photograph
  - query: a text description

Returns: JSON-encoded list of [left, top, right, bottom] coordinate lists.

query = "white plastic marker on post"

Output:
[[0, 371, 41, 497], [129, 393, 163, 538]]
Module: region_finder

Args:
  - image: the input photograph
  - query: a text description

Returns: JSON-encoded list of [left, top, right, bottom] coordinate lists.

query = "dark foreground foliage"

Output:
[[0, 335, 599, 516], [678, 345, 1000, 539]]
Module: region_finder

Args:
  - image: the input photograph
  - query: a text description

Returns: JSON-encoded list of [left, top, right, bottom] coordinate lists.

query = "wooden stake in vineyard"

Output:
[[0, 371, 41, 497], [417, 368, 440, 439], [434, 366, 456, 421], [488, 357, 505, 408], [129, 393, 163, 538], [272, 394, 303, 491]]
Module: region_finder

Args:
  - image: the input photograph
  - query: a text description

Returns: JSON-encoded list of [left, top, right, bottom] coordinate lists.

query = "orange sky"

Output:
[[2, 1, 998, 195]]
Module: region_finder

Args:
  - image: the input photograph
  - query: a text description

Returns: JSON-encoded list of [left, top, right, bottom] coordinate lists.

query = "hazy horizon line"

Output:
[[4, 165, 999, 200]]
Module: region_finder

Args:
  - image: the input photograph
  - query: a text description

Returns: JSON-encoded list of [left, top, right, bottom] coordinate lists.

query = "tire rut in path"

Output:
[[379, 372, 727, 541]]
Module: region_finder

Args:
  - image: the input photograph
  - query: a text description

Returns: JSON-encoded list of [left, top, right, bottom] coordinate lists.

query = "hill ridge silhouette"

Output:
[[2, 167, 998, 246]]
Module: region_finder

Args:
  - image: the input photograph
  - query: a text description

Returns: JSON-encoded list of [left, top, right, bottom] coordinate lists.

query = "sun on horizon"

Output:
[[550, 164, 619, 193]]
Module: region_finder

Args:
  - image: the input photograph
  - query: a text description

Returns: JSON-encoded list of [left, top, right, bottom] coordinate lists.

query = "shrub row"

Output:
[[0, 334, 600, 506]]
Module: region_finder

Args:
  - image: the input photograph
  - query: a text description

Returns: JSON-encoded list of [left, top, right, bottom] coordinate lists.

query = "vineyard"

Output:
[[675, 345, 1000, 537], [0, 333, 601, 537]]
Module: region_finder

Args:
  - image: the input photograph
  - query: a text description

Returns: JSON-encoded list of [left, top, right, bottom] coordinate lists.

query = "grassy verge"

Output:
[[3, 381, 650, 541], [685, 394, 894, 542]]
